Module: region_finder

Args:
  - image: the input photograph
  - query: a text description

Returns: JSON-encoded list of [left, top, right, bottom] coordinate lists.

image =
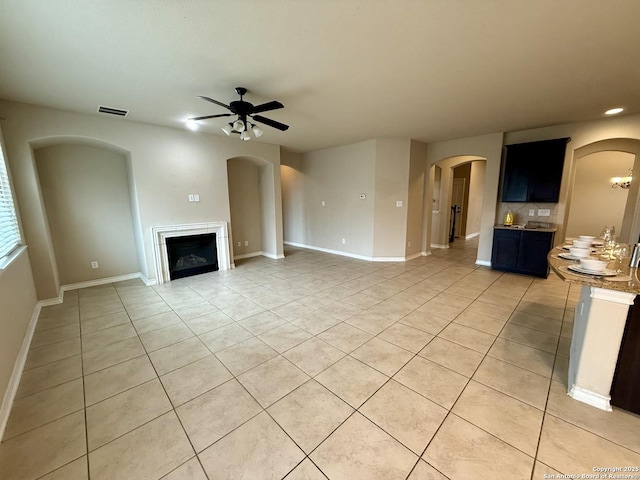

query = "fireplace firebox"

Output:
[[166, 233, 218, 280]]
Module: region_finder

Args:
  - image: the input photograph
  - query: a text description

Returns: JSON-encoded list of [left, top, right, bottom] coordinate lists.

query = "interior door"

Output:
[[452, 178, 466, 239]]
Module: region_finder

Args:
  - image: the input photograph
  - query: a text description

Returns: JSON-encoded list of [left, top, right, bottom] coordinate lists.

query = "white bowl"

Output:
[[579, 235, 596, 243], [569, 247, 591, 258], [580, 257, 608, 272], [573, 240, 591, 248]]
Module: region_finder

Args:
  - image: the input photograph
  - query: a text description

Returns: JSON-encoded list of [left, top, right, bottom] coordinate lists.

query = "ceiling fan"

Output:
[[189, 87, 289, 140]]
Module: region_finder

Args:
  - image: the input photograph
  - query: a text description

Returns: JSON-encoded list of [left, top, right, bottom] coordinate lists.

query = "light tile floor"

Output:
[[2, 240, 640, 479]]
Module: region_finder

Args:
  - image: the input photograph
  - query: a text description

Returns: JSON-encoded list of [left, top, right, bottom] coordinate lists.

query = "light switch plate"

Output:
[[321, 200, 326, 207], [194, 194, 200, 202], [396, 200, 403, 207], [188, 194, 194, 202], [529, 209, 535, 216], [538, 209, 551, 217]]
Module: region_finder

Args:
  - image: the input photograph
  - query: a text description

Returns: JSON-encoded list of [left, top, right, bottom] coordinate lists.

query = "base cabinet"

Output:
[[491, 228, 555, 278], [611, 296, 640, 415]]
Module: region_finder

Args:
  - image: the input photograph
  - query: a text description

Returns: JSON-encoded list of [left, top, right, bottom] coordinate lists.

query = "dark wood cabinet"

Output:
[[611, 296, 640, 415], [501, 138, 569, 203], [491, 228, 555, 278]]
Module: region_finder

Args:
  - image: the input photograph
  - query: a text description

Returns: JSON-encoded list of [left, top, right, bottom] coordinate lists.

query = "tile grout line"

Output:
[[12, 243, 619, 480]]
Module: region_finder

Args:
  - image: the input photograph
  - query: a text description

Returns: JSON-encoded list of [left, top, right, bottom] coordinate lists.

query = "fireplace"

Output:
[[166, 233, 218, 280], [152, 222, 232, 284]]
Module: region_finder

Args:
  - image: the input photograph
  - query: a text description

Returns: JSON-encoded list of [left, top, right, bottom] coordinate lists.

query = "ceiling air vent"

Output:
[[97, 105, 129, 117]]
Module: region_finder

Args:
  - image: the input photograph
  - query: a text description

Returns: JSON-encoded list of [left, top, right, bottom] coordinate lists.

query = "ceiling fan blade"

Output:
[[189, 113, 233, 121], [251, 100, 284, 114], [252, 115, 289, 131], [198, 96, 230, 110]]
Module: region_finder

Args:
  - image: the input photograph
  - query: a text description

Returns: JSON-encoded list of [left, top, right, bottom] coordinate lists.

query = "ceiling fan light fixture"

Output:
[[194, 88, 289, 140], [233, 119, 245, 132], [252, 124, 263, 138]]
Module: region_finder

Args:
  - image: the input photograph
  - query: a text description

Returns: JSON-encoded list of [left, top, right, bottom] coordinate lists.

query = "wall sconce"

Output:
[[611, 169, 633, 189]]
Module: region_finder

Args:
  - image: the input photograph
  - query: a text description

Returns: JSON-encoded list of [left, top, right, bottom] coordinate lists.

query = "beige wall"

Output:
[[291, 140, 377, 257], [405, 140, 427, 256], [227, 159, 262, 257], [565, 151, 634, 238], [281, 138, 425, 259], [0, 250, 37, 431], [372, 139, 411, 258], [280, 151, 304, 245], [35, 144, 139, 285], [0, 100, 283, 299], [466, 161, 485, 236]]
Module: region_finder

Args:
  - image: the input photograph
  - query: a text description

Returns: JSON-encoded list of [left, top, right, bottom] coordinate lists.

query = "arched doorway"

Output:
[[564, 138, 640, 244], [430, 155, 487, 249]]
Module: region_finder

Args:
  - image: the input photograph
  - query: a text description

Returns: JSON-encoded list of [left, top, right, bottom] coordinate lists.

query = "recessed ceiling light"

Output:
[[186, 119, 199, 131], [605, 107, 624, 115]]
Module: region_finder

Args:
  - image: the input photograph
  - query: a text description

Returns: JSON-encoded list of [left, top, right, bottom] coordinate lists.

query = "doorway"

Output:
[[563, 139, 640, 244], [430, 157, 487, 249]]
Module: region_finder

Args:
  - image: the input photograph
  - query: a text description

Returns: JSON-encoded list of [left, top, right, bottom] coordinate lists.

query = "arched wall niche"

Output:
[[226, 155, 282, 261], [31, 136, 144, 287]]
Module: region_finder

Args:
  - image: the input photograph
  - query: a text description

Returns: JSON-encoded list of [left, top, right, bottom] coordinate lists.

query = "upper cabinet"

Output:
[[501, 137, 569, 203]]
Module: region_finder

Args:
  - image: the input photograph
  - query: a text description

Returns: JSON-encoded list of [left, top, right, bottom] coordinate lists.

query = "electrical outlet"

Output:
[[91, 261, 99, 269], [341, 238, 346, 245], [244, 241, 248, 246], [529, 209, 535, 216], [321, 200, 326, 207], [538, 209, 551, 217], [396, 200, 403, 207], [408, 240, 411, 247], [237, 241, 241, 247]]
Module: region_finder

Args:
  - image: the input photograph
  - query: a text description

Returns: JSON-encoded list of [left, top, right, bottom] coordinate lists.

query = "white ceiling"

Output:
[[1, 0, 638, 153]]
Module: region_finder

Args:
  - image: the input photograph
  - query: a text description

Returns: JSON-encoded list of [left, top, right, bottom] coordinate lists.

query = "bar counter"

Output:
[[547, 247, 638, 411]]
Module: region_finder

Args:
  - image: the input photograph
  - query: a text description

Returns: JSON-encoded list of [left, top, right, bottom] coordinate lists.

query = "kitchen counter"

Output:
[[548, 247, 640, 294], [494, 225, 558, 233], [548, 246, 638, 411]]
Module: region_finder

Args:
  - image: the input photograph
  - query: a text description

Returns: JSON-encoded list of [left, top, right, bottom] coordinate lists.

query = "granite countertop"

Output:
[[548, 246, 640, 294], [495, 225, 558, 233]]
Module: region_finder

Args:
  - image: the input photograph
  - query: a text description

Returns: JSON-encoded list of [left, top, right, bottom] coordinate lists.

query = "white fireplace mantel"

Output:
[[152, 222, 232, 284]]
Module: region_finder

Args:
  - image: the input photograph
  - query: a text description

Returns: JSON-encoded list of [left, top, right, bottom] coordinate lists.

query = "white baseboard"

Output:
[[430, 243, 450, 249], [285, 241, 371, 261], [139, 273, 157, 286], [60, 272, 143, 292], [262, 252, 285, 260], [234, 251, 264, 260], [475, 259, 492, 267], [422, 250, 431, 257], [284, 241, 422, 262], [0, 302, 42, 441], [568, 385, 612, 411], [465, 232, 480, 240], [404, 252, 423, 261]]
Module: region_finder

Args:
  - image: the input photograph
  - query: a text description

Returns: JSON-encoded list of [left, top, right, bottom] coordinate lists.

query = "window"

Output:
[[0, 137, 21, 260]]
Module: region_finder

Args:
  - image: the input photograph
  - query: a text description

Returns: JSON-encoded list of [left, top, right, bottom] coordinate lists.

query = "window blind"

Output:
[[0, 143, 21, 259]]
